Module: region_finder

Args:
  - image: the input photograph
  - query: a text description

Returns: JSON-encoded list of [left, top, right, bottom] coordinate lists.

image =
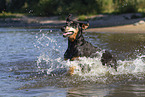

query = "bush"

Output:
[[2, 0, 145, 16], [35, 0, 99, 16], [0, 0, 6, 12], [34, 0, 56, 16], [117, 0, 138, 13]]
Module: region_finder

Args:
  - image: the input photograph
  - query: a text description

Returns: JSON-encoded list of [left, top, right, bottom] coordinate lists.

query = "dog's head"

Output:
[[61, 15, 89, 42]]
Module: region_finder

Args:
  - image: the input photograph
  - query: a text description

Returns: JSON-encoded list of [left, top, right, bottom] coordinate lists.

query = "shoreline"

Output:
[[0, 14, 145, 33], [86, 24, 145, 33]]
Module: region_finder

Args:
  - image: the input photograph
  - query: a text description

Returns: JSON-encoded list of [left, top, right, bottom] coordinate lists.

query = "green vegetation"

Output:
[[0, 0, 145, 16], [0, 11, 23, 18], [78, 15, 88, 21]]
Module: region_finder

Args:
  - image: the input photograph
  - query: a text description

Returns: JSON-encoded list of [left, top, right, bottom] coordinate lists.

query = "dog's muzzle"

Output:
[[61, 27, 74, 37]]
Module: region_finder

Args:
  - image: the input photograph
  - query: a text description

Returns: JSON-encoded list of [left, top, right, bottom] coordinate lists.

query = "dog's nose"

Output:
[[61, 27, 65, 31]]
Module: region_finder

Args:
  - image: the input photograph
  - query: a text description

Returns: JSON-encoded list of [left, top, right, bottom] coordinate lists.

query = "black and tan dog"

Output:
[[61, 15, 117, 75]]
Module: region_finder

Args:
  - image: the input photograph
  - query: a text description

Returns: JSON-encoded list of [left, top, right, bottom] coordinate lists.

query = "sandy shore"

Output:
[[87, 13, 145, 33], [0, 13, 145, 33], [86, 24, 145, 33]]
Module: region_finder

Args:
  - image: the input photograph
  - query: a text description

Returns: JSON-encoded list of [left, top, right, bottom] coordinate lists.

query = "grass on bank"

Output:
[[0, 11, 24, 18], [78, 12, 145, 21]]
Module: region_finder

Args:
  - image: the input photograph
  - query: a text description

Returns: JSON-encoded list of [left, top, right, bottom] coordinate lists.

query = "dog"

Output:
[[61, 15, 117, 75]]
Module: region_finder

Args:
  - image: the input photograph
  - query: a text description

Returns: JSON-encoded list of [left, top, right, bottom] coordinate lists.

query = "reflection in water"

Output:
[[67, 85, 111, 97], [107, 82, 145, 97], [67, 82, 145, 97]]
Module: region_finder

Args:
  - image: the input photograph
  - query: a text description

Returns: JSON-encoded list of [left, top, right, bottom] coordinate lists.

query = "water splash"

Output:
[[34, 29, 66, 74], [117, 55, 145, 74], [34, 29, 145, 79]]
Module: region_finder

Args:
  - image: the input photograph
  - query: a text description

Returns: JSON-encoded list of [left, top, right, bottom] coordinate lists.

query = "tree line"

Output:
[[0, 0, 145, 16]]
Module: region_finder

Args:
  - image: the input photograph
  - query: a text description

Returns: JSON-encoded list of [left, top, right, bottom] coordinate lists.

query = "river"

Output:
[[0, 28, 144, 97]]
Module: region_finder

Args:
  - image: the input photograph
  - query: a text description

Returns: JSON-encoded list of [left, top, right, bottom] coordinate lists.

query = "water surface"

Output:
[[0, 28, 144, 97]]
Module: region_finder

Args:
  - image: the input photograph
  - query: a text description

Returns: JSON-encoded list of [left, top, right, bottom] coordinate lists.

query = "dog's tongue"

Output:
[[63, 32, 73, 37]]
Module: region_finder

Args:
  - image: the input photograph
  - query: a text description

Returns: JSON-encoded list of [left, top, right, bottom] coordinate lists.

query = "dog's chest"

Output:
[[77, 42, 97, 57]]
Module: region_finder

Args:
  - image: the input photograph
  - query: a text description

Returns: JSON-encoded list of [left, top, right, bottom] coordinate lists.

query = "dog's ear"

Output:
[[81, 23, 89, 30]]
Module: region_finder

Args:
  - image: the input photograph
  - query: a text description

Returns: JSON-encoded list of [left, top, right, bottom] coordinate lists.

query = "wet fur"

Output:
[[63, 26, 99, 60]]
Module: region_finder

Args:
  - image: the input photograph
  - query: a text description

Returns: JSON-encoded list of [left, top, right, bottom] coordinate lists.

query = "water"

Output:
[[0, 28, 145, 97]]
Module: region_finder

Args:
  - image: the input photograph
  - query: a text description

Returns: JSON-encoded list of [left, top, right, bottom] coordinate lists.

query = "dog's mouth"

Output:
[[63, 31, 74, 37]]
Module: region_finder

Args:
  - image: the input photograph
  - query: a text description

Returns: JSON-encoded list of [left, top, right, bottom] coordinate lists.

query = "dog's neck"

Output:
[[68, 30, 85, 48]]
